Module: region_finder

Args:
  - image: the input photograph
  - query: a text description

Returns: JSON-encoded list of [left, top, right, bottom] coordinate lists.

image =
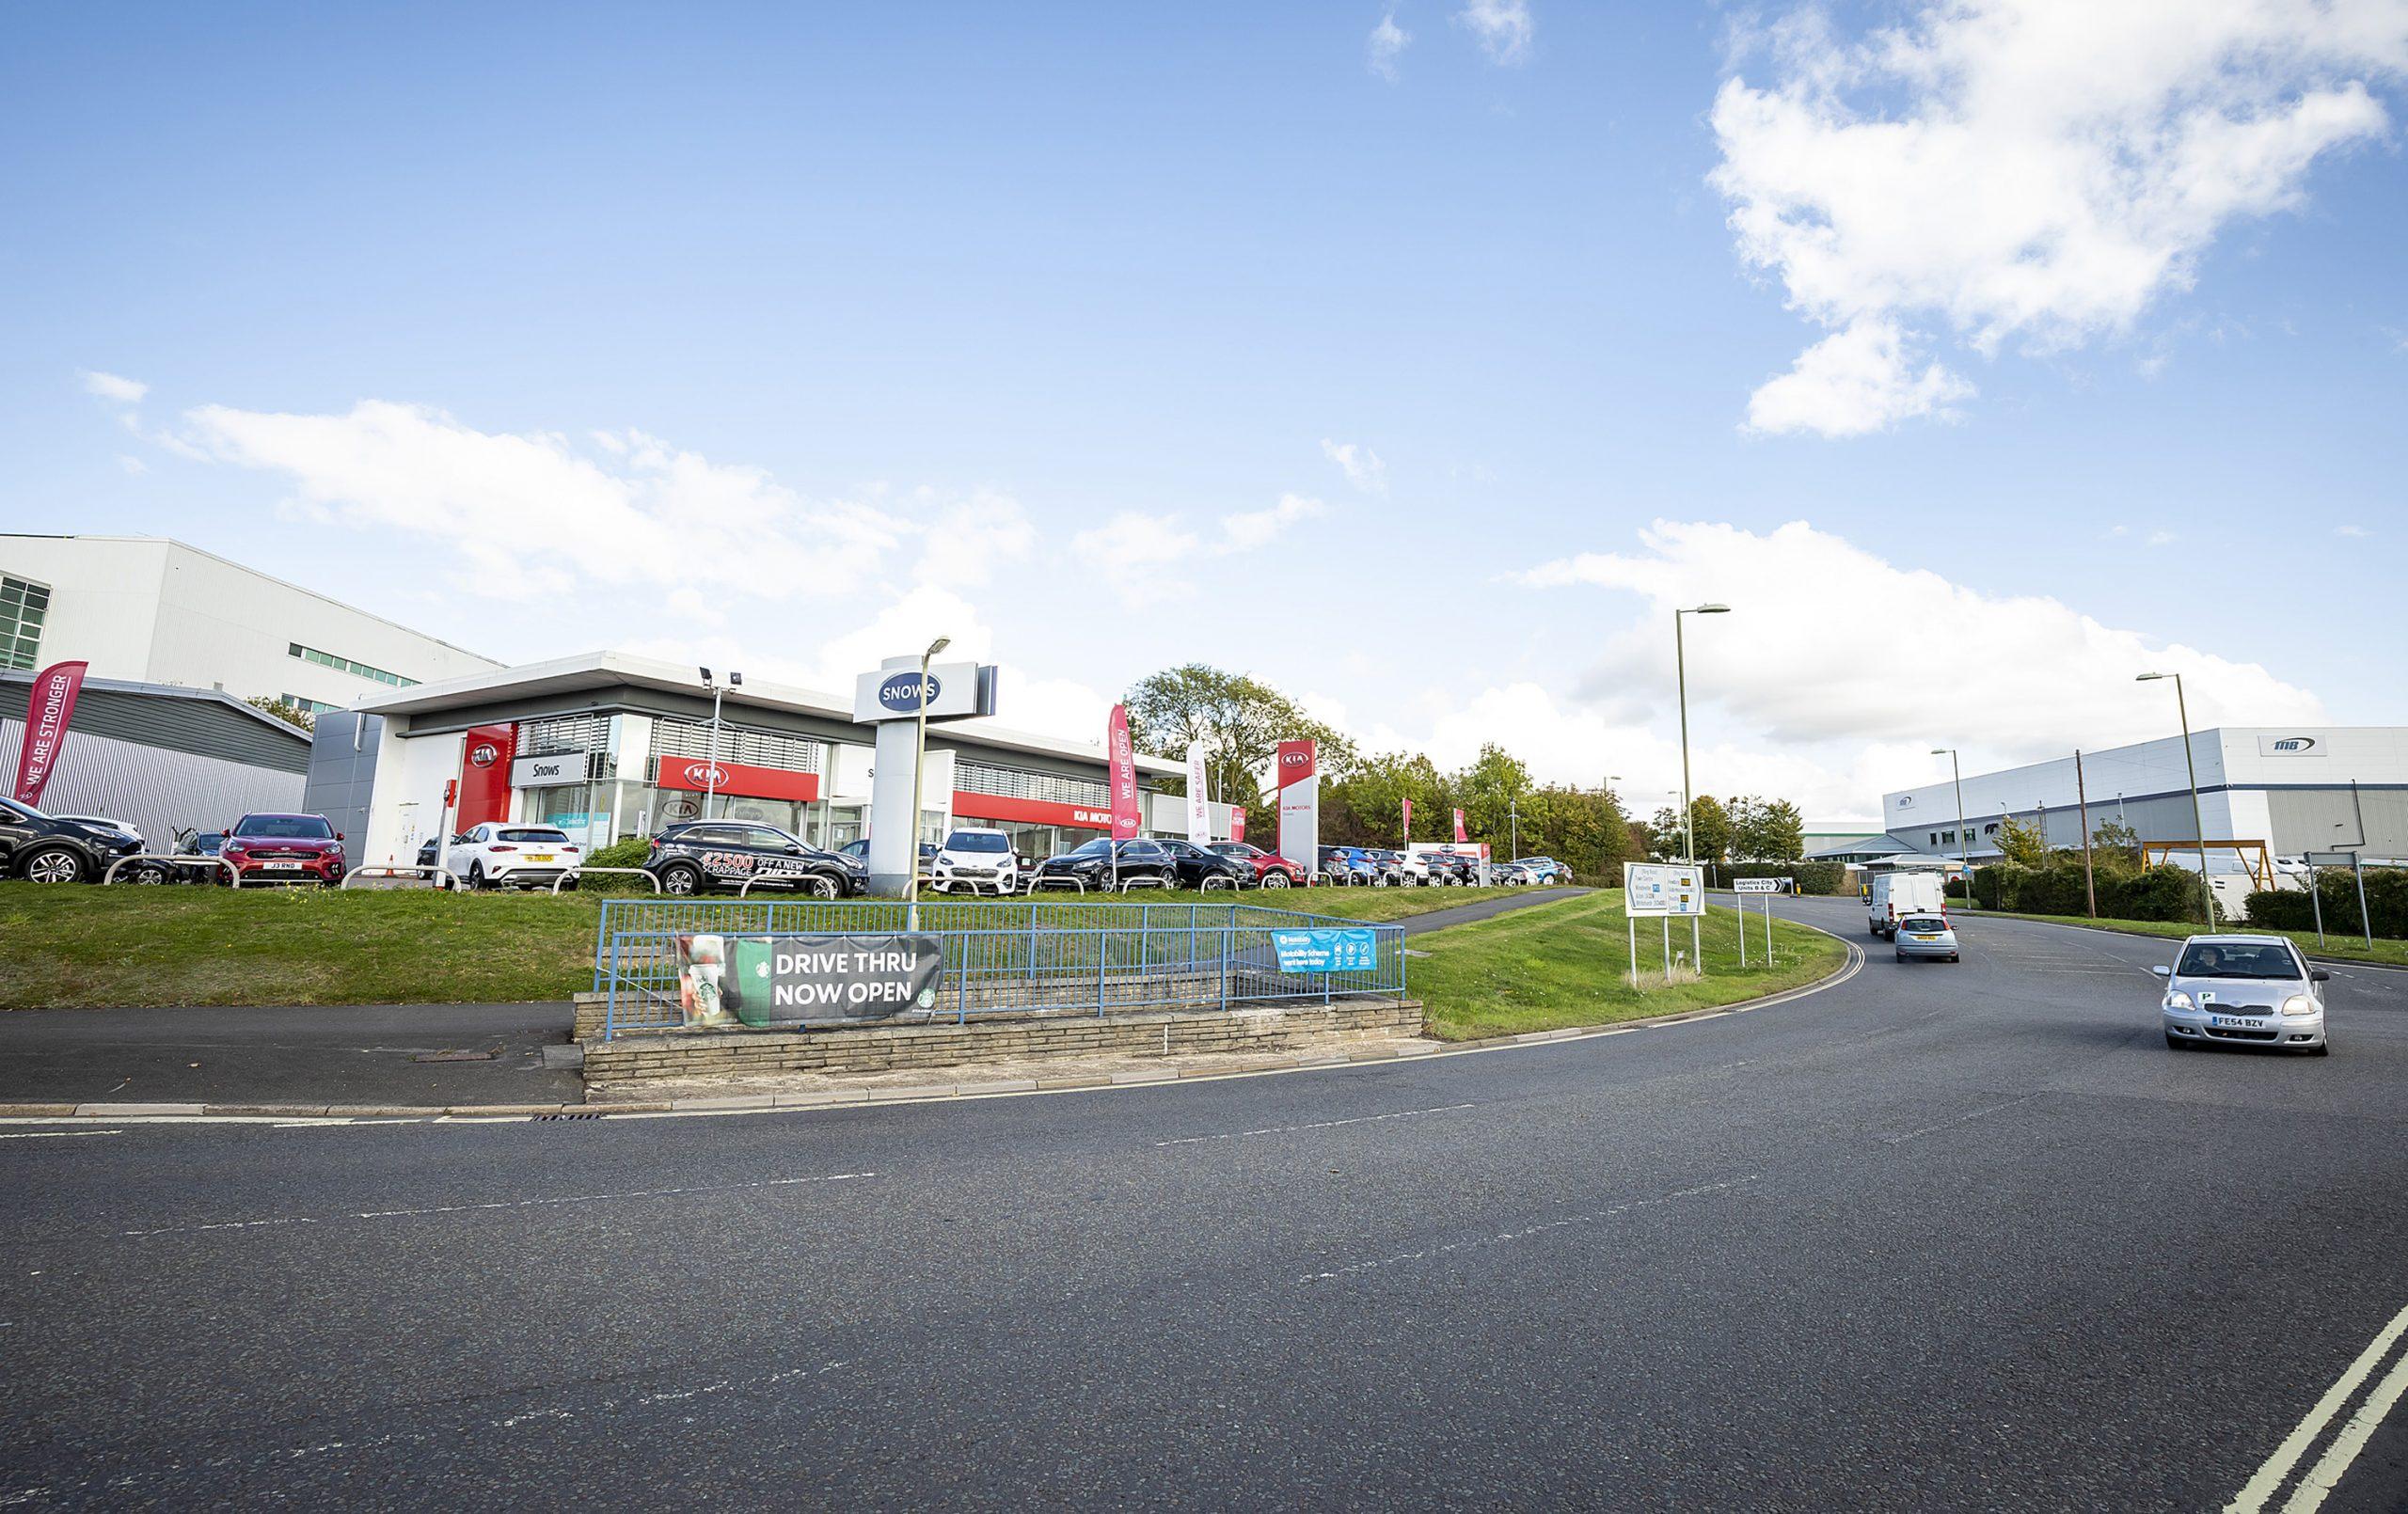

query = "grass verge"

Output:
[[1410, 890, 1847, 1041], [0, 881, 1546, 1010], [1961, 908, 2408, 969]]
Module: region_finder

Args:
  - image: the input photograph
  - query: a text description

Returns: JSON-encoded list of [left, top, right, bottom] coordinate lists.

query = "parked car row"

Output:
[[1, 797, 353, 886]]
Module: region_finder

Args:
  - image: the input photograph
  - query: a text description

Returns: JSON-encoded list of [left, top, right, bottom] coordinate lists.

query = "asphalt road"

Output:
[[3, 900, 2403, 1509]]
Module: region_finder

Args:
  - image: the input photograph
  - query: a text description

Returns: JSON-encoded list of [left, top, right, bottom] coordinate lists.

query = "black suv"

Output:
[[1159, 840, 1247, 890], [0, 796, 142, 883], [1033, 837, 1180, 891], [645, 821, 866, 897]]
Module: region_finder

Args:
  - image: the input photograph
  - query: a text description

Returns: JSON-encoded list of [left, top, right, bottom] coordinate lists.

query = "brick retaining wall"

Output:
[[581, 997, 1425, 1087]]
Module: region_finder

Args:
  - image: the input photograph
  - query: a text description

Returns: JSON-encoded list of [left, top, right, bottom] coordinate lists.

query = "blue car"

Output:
[[1317, 846, 1382, 886], [1513, 856, 1567, 883]]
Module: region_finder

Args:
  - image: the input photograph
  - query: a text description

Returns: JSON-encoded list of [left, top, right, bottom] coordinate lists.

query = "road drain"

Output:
[[534, 1112, 604, 1121], [412, 1049, 500, 1064]]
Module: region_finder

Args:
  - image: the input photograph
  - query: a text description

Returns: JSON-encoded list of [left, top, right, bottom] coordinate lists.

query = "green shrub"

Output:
[[585, 837, 654, 870], [1709, 861, 1847, 894], [1972, 861, 2210, 923], [2244, 868, 2406, 938]]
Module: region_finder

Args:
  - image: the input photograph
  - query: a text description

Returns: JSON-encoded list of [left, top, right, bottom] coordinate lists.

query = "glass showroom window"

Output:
[[0, 574, 49, 671]]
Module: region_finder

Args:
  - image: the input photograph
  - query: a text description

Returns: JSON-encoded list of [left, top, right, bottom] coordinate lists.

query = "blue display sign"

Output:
[[1270, 928, 1379, 974]]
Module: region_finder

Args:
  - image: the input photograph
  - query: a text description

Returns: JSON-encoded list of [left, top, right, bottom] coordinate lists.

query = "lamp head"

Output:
[[729, 670, 743, 687], [1688, 603, 1732, 615], [926, 635, 952, 658], [699, 667, 713, 685], [2135, 672, 2165, 683], [1929, 748, 1949, 756]]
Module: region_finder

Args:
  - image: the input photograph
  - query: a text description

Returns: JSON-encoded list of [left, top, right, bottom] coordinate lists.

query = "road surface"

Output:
[[2, 898, 2401, 1508]]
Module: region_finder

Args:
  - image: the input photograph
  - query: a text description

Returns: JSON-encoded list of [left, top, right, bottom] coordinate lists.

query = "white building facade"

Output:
[[0, 534, 500, 714], [1881, 727, 2408, 871]]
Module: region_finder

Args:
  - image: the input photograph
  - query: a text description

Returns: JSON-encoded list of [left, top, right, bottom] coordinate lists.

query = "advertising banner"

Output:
[[1269, 928, 1379, 974], [1275, 738, 1318, 871], [676, 933, 943, 1029], [1451, 808, 1467, 844], [10, 659, 87, 806], [1107, 703, 1141, 840], [1230, 807, 1245, 843], [1185, 743, 1210, 841], [1402, 796, 1413, 842], [1624, 862, 1706, 917]]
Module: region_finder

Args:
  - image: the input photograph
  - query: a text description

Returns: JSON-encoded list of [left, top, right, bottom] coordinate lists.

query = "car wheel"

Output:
[[1262, 871, 1290, 890], [128, 861, 168, 885], [2165, 1031, 2185, 1049], [659, 861, 705, 896], [1895, 952, 1906, 963], [21, 846, 85, 884], [2307, 1042, 2330, 1058], [802, 874, 838, 900], [467, 862, 489, 891]]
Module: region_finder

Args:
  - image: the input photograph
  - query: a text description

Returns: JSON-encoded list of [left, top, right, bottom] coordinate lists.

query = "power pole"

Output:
[[2075, 749, 2097, 919]]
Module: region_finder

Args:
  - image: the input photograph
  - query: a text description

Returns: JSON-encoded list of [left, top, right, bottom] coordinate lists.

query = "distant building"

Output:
[[0, 534, 500, 716], [1878, 728, 2408, 871]]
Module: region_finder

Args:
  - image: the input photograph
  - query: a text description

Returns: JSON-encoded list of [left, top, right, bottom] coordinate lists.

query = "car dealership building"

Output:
[[308, 651, 1242, 868], [1875, 726, 2408, 871]]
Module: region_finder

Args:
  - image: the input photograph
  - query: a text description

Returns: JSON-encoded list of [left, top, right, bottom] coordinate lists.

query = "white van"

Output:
[[931, 827, 1019, 894], [1868, 871, 1946, 939]]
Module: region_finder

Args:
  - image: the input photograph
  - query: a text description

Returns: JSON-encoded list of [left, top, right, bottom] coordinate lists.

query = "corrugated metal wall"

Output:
[[0, 718, 305, 847]]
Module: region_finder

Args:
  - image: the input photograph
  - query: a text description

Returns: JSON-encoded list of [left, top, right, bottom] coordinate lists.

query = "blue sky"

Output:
[[4, 2, 2402, 822]]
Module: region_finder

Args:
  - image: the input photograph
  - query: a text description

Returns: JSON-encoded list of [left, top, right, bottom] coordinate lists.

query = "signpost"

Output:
[[1732, 876, 1790, 966], [1624, 861, 1706, 985], [2305, 850, 2367, 950]]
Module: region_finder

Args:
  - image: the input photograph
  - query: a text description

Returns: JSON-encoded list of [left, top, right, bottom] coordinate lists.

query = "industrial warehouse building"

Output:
[[308, 651, 1242, 868], [1866, 727, 2408, 875], [0, 670, 314, 847]]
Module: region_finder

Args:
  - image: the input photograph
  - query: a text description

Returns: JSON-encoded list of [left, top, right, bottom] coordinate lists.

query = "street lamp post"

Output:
[[1930, 748, 1967, 904], [2136, 671, 2215, 926], [905, 636, 951, 929], [1509, 797, 1518, 864], [699, 668, 743, 819], [1674, 604, 1732, 873]]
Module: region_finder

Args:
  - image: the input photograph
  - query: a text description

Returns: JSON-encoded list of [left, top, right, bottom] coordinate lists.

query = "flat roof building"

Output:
[[311, 651, 1233, 868], [1878, 727, 2408, 872]]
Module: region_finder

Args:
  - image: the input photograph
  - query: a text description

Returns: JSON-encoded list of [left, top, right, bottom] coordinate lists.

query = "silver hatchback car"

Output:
[[2154, 934, 2330, 1055], [1893, 913, 1959, 963]]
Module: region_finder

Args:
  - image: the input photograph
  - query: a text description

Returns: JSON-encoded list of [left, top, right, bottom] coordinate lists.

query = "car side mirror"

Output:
[[336, 832, 345, 843], [2311, 968, 2331, 983], [2150, 965, 2170, 977]]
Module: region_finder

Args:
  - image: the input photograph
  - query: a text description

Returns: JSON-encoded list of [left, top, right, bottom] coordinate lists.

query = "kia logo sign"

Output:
[[2271, 736, 2317, 752], [877, 671, 938, 713], [681, 763, 729, 788], [468, 742, 499, 768], [1280, 751, 1307, 766]]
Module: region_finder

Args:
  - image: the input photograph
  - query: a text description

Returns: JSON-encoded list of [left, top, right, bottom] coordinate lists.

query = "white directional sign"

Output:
[[1624, 862, 1705, 917], [1733, 877, 1787, 895]]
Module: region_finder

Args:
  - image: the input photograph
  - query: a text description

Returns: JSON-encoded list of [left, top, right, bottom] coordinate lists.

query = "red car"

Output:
[[220, 812, 348, 886], [1209, 841, 1307, 890]]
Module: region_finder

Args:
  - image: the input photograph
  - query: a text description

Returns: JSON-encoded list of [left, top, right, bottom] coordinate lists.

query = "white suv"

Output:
[[443, 823, 582, 890], [932, 828, 1020, 894]]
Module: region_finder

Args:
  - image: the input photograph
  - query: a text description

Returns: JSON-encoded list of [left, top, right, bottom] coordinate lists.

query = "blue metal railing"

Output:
[[593, 899, 1406, 1039]]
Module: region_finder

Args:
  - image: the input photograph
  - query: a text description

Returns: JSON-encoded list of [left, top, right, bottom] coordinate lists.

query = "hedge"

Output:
[[1970, 862, 2208, 923], [1704, 861, 1847, 895], [2243, 867, 2406, 939]]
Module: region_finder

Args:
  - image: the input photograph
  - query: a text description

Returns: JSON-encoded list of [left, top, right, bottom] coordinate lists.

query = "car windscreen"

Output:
[[236, 815, 334, 839], [1900, 917, 1948, 932], [1069, 840, 1112, 858], [946, 832, 1010, 853], [2177, 943, 2300, 979], [499, 829, 570, 844], [1210, 843, 1253, 857]]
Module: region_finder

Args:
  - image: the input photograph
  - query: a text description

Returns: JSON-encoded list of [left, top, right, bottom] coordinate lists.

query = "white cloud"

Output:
[[1456, 0, 1532, 65], [1320, 437, 1388, 494], [1744, 316, 1973, 436], [117, 454, 148, 476], [1710, 0, 2404, 434], [80, 371, 149, 404], [1071, 494, 1324, 605], [2145, 528, 2178, 547], [913, 489, 1036, 589], [1368, 11, 1412, 81], [181, 400, 908, 598], [2336, 523, 2371, 537], [1522, 520, 2323, 761]]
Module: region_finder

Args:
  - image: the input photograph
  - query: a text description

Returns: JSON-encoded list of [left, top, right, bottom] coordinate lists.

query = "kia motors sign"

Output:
[[652, 756, 821, 803], [851, 661, 996, 723], [1275, 738, 1318, 872], [467, 740, 500, 768], [10, 660, 87, 807]]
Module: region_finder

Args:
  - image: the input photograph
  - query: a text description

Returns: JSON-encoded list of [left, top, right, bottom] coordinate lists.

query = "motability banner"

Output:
[[11, 660, 87, 807], [1452, 808, 1468, 843], [1106, 703, 1142, 840], [1185, 742, 1209, 842]]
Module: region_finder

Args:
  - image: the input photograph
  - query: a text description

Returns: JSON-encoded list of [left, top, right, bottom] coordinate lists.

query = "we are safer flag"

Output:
[[1107, 703, 1142, 840], [12, 660, 87, 806], [1185, 743, 1210, 841]]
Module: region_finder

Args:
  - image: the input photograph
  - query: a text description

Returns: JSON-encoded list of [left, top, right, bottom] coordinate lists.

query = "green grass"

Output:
[[1408, 890, 1848, 1041], [0, 880, 1547, 1011], [1965, 908, 2408, 969]]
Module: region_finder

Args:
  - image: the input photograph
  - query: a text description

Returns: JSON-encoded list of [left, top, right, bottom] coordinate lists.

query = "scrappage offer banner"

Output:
[[11, 660, 87, 806]]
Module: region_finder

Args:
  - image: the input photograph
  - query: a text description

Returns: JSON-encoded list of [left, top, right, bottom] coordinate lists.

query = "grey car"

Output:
[[1893, 913, 1958, 963], [2155, 934, 2329, 1054]]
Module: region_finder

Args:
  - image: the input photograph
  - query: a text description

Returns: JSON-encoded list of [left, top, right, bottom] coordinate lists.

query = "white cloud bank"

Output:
[[1320, 437, 1388, 494], [1071, 494, 1324, 604], [81, 371, 149, 404], [1711, 0, 2407, 435], [1368, 11, 1411, 81], [1456, 0, 1533, 66]]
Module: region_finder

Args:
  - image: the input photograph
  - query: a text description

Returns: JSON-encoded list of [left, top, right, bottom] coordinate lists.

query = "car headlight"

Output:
[[2281, 995, 2315, 1017], [2164, 991, 2194, 1010]]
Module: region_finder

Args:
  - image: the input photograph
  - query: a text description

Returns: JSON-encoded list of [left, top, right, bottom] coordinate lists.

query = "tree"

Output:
[[247, 695, 315, 733], [2089, 817, 2143, 875], [1455, 743, 1533, 847], [1687, 795, 1734, 864], [1728, 796, 1806, 862], [1123, 664, 1355, 814], [1323, 750, 1450, 847], [1995, 814, 2047, 868]]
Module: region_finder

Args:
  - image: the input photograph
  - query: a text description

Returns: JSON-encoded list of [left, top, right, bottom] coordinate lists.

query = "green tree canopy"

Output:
[[1123, 664, 1355, 813], [1729, 796, 1805, 861]]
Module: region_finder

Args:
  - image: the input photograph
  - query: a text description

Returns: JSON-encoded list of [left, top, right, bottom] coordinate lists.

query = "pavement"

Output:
[[2, 898, 2403, 1508]]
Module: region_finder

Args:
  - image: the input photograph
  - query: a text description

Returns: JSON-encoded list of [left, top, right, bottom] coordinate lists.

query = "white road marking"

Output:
[[1883, 1093, 2044, 1145], [2226, 1300, 2408, 1513], [1154, 1103, 1477, 1147], [1300, 1176, 1761, 1285], [117, 1172, 877, 1238], [0, 1130, 121, 1141]]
